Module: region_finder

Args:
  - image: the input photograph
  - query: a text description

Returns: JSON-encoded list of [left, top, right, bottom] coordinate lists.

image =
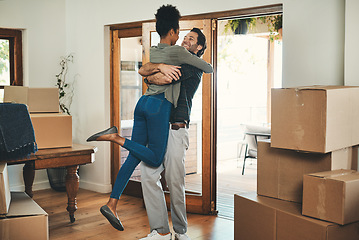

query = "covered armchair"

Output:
[[238, 124, 271, 175]]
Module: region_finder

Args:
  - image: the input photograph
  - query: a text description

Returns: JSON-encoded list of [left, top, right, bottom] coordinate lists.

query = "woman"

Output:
[[87, 4, 213, 231]]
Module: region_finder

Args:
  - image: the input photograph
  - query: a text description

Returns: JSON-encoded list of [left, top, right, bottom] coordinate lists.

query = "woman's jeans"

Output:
[[110, 93, 172, 199]]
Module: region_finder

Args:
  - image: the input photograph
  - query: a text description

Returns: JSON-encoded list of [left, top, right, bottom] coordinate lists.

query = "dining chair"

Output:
[[239, 124, 271, 175]]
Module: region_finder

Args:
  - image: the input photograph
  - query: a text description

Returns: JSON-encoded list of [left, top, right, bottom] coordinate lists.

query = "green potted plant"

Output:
[[56, 53, 74, 115], [47, 53, 76, 192], [224, 15, 282, 42], [259, 14, 282, 41], [225, 18, 254, 35]]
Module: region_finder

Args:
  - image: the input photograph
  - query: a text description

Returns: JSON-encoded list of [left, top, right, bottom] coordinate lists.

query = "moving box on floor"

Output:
[[303, 169, 359, 225], [0, 192, 48, 240], [30, 113, 72, 149], [234, 192, 359, 240], [271, 86, 359, 153], [4, 86, 59, 113], [0, 163, 11, 215], [257, 139, 357, 203]]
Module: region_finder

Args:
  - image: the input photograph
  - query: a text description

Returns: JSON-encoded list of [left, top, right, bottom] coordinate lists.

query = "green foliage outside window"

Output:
[[0, 40, 9, 84]]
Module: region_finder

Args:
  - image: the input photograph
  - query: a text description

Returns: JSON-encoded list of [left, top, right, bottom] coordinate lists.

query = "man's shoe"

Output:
[[139, 230, 172, 240], [175, 233, 191, 240], [86, 126, 118, 142], [100, 205, 124, 231]]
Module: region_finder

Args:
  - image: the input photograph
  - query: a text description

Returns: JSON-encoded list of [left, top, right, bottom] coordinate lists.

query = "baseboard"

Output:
[[79, 180, 112, 193], [10, 180, 112, 194], [10, 180, 51, 192]]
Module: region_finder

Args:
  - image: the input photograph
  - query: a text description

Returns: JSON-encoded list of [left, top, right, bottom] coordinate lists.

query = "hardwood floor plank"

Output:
[[33, 188, 233, 240]]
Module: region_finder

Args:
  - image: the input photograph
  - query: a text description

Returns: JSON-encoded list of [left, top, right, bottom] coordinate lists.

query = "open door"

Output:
[[142, 19, 216, 214]]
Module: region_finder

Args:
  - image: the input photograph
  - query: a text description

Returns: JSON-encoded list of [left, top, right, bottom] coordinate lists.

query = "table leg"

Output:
[[23, 161, 35, 198], [66, 165, 79, 223]]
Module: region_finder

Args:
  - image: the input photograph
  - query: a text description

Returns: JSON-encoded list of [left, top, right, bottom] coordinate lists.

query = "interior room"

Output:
[[1, 0, 359, 239]]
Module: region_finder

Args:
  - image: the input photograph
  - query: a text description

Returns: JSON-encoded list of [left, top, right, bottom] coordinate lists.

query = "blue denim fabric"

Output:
[[110, 93, 171, 199]]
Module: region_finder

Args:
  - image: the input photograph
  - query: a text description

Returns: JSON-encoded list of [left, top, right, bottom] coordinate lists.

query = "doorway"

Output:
[[216, 15, 282, 219], [109, 4, 283, 217]]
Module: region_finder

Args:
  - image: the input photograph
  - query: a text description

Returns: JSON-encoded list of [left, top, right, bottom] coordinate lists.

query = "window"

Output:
[[0, 28, 23, 102]]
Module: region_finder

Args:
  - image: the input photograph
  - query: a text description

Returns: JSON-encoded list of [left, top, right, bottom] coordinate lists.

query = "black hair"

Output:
[[155, 5, 181, 38], [190, 28, 207, 57]]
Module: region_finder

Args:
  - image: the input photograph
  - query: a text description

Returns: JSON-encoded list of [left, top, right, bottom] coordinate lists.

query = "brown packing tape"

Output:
[[317, 182, 327, 220]]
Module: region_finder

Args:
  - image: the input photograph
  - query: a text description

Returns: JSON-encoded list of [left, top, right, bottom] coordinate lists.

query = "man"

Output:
[[139, 28, 210, 240]]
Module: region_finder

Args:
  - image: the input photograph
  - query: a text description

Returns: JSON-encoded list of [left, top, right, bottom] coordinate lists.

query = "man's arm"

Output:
[[138, 62, 182, 80], [146, 72, 172, 85], [146, 64, 196, 85]]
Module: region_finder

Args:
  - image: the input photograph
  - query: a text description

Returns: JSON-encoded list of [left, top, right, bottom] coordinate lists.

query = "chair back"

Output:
[[243, 124, 271, 153]]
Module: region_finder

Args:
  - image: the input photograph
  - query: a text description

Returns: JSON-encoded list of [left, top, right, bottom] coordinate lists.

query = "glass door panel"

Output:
[[149, 30, 203, 195], [119, 36, 142, 181], [143, 19, 214, 214]]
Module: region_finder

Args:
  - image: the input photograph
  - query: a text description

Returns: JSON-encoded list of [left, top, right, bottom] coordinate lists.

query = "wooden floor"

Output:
[[33, 188, 234, 240]]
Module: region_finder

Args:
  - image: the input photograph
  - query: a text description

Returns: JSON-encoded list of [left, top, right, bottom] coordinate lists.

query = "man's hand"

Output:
[[157, 63, 181, 80], [139, 63, 181, 80], [147, 72, 173, 85]]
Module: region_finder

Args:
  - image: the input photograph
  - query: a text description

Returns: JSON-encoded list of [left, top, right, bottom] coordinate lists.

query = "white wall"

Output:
[[344, 0, 359, 86], [344, 0, 359, 168], [0, 0, 66, 191], [1, 0, 347, 193], [283, 0, 345, 87]]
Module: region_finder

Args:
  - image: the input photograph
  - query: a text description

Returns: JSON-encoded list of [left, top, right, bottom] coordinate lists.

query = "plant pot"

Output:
[[234, 20, 248, 35], [47, 167, 80, 192]]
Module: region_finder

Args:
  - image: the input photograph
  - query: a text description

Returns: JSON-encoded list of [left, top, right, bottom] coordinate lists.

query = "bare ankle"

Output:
[[107, 198, 118, 214]]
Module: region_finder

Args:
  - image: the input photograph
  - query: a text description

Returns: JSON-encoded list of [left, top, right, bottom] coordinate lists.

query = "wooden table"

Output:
[[2, 144, 97, 223]]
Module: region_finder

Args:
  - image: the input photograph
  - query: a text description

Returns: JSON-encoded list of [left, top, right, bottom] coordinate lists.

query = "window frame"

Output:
[[0, 28, 23, 89]]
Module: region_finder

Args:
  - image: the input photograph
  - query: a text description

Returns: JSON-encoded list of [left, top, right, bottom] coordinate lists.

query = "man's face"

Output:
[[181, 31, 202, 54]]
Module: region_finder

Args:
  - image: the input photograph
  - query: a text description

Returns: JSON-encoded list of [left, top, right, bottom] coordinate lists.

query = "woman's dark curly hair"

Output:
[[155, 5, 181, 38]]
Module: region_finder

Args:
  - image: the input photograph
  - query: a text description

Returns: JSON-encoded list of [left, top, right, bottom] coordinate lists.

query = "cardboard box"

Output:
[[271, 86, 359, 153], [4, 86, 59, 113], [0, 192, 48, 240], [30, 113, 72, 149], [0, 163, 11, 215], [302, 169, 359, 225], [257, 139, 357, 203], [234, 192, 359, 240]]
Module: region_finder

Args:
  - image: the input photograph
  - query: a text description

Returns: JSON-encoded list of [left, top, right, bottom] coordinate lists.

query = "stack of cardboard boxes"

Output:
[[3, 86, 72, 149], [0, 163, 48, 239], [234, 86, 359, 240], [1, 86, 73, 239]]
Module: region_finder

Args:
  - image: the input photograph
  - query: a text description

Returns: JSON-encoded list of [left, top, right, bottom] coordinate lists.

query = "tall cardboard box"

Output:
[[30, 113, 72, 149], [257, 139, 357, 203], [4, 86, 59, 113], [234, 192, 359, 240], [0, 192, 48, 240], [302, 169, 359, 225], [0, 163, 11, 215], [271, 86, 359, 153]]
